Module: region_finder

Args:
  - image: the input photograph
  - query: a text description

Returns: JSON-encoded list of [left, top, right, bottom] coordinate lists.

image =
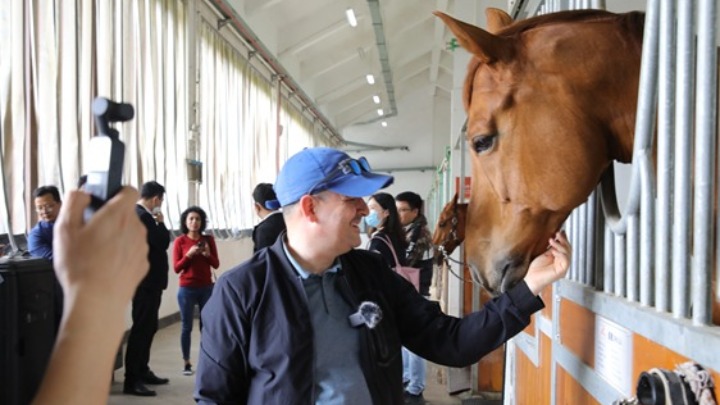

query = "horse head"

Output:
[[435, 8, 644, 294], [432, 193, 468, 262]]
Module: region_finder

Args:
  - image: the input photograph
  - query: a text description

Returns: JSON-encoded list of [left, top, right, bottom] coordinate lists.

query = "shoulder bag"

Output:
[[372, 235, 420, 292]]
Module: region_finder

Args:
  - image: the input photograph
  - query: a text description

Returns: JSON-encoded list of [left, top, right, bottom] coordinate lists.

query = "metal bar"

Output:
[[604, 225, 614, 294], [585, 193, 597, 288], [578, 204, 587, 284], [603, 0, 660, 235], [627, 215, 639, 302], [571, 212, 580, 282], [655, 0, 675, 312], [691, 0, 717, 326], [640, 154, 655, 306], [631, 0, 662, 218], [671, 0, 694, 318], [614, 234, 626, 297]]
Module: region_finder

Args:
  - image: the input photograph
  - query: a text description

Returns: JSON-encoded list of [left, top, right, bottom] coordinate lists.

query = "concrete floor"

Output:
[[108, 320, 464, 404]]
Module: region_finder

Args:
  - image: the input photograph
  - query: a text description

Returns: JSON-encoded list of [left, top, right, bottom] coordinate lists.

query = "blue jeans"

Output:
[[177, 285, 213, 361], [402, 347, 426, 395]]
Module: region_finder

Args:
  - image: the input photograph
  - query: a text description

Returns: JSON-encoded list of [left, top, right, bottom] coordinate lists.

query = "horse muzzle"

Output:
[[496, 256, 527, 294]]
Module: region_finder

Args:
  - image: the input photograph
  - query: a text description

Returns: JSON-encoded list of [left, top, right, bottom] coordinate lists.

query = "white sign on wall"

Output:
[[595, 316, 633, 396]]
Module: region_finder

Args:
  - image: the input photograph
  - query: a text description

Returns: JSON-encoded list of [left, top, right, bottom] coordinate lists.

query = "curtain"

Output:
[[0, 0, 327, 237]]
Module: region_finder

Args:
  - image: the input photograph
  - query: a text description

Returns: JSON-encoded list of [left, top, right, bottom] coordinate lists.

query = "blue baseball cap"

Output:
[[267, 147, 393, 208]]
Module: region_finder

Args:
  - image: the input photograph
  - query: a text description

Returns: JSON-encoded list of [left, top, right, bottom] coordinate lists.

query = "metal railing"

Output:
[[565, 0, 718, 326]]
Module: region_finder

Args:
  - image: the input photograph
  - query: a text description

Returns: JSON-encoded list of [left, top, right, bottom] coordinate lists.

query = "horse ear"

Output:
[[434, 11, 512, 63], [452, 192, 459, 205], [485, 8, 513, 34]]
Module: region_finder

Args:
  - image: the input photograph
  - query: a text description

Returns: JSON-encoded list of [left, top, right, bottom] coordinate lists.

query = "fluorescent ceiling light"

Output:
[[366, 74, 375, 85], [377, 108, 384, 116], [346, 8, 357, 27], [381, 121, 388, 127], [372, 95, 380, 104]]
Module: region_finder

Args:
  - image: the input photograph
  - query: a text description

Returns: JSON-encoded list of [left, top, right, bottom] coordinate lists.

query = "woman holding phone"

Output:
[[172, 206, 219, 376]]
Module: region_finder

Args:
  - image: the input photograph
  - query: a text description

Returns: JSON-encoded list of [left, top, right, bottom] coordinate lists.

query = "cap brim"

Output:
[[326, 172, 393, 198], [265, 200, 281, 210]]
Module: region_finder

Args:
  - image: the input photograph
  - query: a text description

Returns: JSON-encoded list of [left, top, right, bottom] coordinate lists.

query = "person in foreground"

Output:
[[31, 187, 149, 405], [195, 147, 571, 404]]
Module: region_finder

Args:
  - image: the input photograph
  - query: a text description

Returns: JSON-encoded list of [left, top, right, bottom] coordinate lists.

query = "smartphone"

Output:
[[197, 241, 206, 248], [83, 97, 134, 221]]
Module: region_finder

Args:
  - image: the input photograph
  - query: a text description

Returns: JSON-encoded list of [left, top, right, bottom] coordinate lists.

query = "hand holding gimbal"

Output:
[[83, 97, 134, 221]]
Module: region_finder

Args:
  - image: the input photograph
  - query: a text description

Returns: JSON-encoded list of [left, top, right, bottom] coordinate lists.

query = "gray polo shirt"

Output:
[[283, 243, 373, 404]]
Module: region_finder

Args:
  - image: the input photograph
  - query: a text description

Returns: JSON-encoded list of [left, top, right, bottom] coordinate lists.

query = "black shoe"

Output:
[[141, 370, 170, 385], [123, 381, 157, 397], [403, 391, 425, 405], [183, 363, 194, 376]]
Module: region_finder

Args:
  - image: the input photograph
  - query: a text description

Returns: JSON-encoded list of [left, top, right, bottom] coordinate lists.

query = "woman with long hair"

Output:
[[172, 206, 219, 376], [366, 192, 408, 267]]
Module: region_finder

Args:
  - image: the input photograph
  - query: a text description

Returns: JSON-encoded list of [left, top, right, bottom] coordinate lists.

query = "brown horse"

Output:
[[431, 193, 468, 260], [434, 9, 644, 294]]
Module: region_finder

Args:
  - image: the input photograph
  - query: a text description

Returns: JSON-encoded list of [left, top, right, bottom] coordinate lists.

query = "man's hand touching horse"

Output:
[[523, 231, 571, 296]]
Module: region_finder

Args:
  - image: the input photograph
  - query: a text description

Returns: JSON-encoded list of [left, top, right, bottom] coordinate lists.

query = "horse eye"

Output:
[[471, 134, 496, 154]]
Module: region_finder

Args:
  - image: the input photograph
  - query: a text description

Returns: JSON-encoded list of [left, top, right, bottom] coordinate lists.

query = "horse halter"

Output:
[[434, 203, 479, 285], [436, 202, 462, 263]]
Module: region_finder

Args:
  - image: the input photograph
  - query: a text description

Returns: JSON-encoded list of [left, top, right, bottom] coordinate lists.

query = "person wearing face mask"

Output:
[[366, 192, 408, 269], [124, 181, 171, 397]]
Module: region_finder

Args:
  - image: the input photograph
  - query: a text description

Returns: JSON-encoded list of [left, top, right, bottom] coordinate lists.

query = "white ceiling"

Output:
[[221, 0, 649, 175], [221, 0, 480, 173]]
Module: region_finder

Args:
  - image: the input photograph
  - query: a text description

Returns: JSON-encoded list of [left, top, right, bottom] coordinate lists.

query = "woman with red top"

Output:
[[172, 206, 219, 376]]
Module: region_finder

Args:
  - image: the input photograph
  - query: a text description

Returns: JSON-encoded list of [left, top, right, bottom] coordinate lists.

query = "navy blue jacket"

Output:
[[251, 211, 286, 252], [28, 221, 54, 260], [195, 237, 543, 404]]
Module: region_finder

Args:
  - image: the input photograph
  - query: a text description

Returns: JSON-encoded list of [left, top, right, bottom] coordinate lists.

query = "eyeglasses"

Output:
[[307, 157, 371, 196], [35, 204, 56, 213]]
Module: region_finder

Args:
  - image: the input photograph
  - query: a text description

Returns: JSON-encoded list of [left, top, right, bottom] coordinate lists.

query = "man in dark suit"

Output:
[[124, 181, 171, 396], [251, 183, 286, 252]]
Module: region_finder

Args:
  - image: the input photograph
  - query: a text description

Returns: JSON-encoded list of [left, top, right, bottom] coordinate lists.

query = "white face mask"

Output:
[[151, 206, 162, 215]]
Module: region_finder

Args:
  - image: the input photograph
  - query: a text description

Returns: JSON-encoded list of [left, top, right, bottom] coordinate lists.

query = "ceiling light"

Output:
[[366, 74, 375, 85], [346, 8, 358, 27], [381, 121, 388, 127], [372, 95, 380, 104], [377, 108, 384, 116]]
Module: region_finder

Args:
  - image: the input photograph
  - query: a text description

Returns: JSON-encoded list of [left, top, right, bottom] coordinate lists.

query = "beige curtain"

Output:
[[0, 0, 327, 237]]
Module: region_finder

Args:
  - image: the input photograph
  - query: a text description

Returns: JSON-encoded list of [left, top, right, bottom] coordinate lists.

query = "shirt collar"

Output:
[[259, 210, 282, 223], [282, 239, 340, 279], [138, 202, 153, 215]]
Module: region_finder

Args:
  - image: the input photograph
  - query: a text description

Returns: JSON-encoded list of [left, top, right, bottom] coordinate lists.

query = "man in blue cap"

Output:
[[195, 147, 571, 404]]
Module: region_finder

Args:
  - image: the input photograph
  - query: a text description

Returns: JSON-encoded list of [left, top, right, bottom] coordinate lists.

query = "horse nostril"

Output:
[[497, 256, 524, 290]]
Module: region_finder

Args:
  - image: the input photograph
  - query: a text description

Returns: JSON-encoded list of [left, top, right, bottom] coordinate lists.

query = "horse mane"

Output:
[[497, 9, 644, 39], [462, 9, 645, 111]]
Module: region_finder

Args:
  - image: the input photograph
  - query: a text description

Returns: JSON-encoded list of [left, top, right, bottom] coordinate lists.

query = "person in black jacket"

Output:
[[195, 147, 572, 404], [395, 190, 435, 402], [251, 183, 286, 251], [124, 181, 171, 397]]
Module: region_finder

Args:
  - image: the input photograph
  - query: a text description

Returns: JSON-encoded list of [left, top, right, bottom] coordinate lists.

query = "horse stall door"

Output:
[[471, 284, 506, 398]]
